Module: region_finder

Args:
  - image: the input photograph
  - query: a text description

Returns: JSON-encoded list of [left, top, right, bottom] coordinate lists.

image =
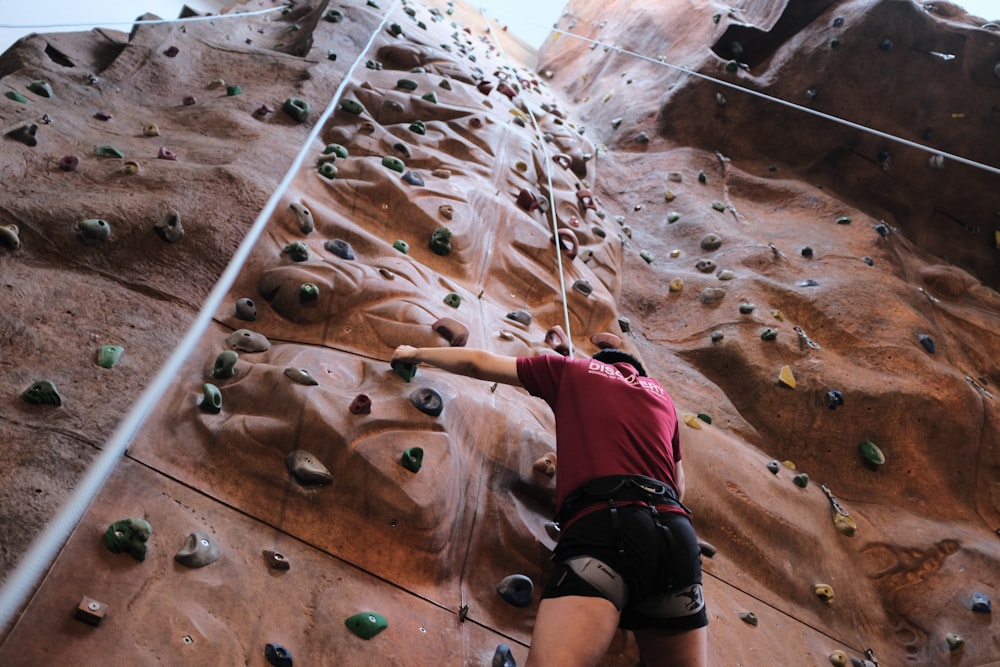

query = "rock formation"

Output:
[[1, 0, 998, 664]]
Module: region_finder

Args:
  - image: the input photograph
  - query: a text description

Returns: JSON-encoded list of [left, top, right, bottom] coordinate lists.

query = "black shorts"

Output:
[[542, 504, 708, 632]]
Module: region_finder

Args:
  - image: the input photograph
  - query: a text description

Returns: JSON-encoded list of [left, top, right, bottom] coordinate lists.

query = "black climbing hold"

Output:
[[761, 328, 778, 341], [409, 120, 426, 135], [798, 279, 819, 287], [164, 45, 179, 57], [874, 223, 889, 238], [265, 643, 293, 667], [861, 256, 873, 266], [325, 9, 343, 21], [393, 143, 411, 158], [392, 359, 417, 382], [918, 334, 935, 354], [6, 123, 38, 147], [155, 210, 184, 242], [402, 170, 425, 186], [739, 611, 758, 626], [827, 390, 844, 410], [325, 239, 355, 260], [832, 16, 844, 27], [497, 574, 533, 607], [879, 38, 893, 51], [401, 446, 424, 472], [493, 644, 516, 667], [801, 246, 814, 258], [697, 170, 707, 183], [429, 226, 452, 255], [410, 387, 443, 417], [506, 310, 531, 326], [971, 591, 991, 613]]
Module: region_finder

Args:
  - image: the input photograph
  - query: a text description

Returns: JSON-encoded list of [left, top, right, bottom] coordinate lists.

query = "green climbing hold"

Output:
[[640, 250, 654, 263], [830, 37, 841, 48], [104, 518, 152, 561], [5, 91, 28, 104], [696, 412, 712, 424], [391, 359, 417, 381], [282, 97, 310, 122], [340, 99, 364, 115], [711, 201, 726, 212], [945, 633, 964, 650], [324, 9, 343, 22], [94, 145, 125, 158], [444, 292, 461, 307], [858, 440, 885, 466], [382, 156, 405, 173], [200, 383, 222, 413], [318, 162, 338, 179], [712, 13, 721, 23], [698, 170, 707, 183], [345, 612, 387, 639], [667, 211, 680, 223], [421, 91, 438, 103], [226, 85, 242, 96], [27, 81, 53, 97], [367, 0, 379, 8], [739, 302, 756, 314], [22, 379, 62, 406], [97, 344, 125, 369], [78, 219, 111, 241], [401, 446, 424, 472], [836, 216, 852, 225], [213, 350, 239, 379], [409, 120, 426, 135], [761, 328, 778, 341], [429, 226, 452, 255], [397, 78, 418, 90], [793, 473, 809, 488], [283, 241, 309, 262], [323, 143, 348, 158], [299, 282, 319, 303]]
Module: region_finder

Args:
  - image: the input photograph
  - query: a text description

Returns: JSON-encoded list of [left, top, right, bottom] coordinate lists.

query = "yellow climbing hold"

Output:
[[829, 650, 848, 666], [669, 278, 684, 292], [603, 92, 614, 102], [682, 413, 702, 429], [664, 190, 676, 201], [834, 513, 857, 536], [669, 249, 681, 258], [814, 583, 834, 605], [995, 230, 1000, 249], [771, 309, 785, 321], [781, 460, 796, 470], [778, 365, 796, 388]]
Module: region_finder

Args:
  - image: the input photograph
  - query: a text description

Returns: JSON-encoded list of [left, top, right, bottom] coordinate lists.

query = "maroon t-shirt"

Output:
[[516, 355, 683, 516]]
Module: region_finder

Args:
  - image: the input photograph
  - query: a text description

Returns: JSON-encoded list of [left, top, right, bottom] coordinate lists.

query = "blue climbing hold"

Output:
[[875, 223, 889, 238], [324, 239, 355, 260], [827, 390, 844, 409], [497, 574, 534, 607], [918, 334, 935, 354], [264, 643, 293, 667], [971, 591, 991, 613], [493, 644, 516, 667], [402, 170, 424, 186]]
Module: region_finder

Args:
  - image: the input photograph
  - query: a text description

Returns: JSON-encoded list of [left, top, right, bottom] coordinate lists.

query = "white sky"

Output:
[[0, 0, 996, 58]]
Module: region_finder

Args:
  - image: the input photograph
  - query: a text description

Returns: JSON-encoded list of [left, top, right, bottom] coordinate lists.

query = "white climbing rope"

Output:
[[550, 28, 1000, 176], [0, 5, 291, 30], [480, 11, 576, 358], [0, 0, 401, 633]]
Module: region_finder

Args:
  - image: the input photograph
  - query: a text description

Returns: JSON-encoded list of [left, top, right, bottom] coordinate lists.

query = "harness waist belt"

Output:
[[556, 474, 689, 526]]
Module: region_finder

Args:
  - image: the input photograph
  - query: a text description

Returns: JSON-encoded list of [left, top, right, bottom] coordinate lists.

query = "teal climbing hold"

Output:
[[697, 412, 712, 424], [104, 518, 152, 561], [497, 574, 534, 607], [22, 379, 62, 406], [698, 170, 707, 183], [200, 383, 222, 413], [97, 344, 125, 369], [283, 241, 309, 262], [836, 216, 852, 225], [793, 473, 809, 488], [393, 239, 409, 254], [382, 155, 405, 173], [299, 282, 319, 303], [226, 85, 242, 96], [340, 99, 364, 115], [318, 162, 338, 179], [409, 120, 426, 134], [78, 219, 111, 241], [5, 91, 28, 104], [27, 81, 53, 97], [391, 359, 417, 382], [397, 78, 418, 90], [282, 97, 310, 122], [859, 440, 885, 466], [401, 446, 424, 472], [444, 292, 461, 308], [421, 91, 438, 103], [94, 145, 125, 158], [213, 350, 239, 379], [323, 143, 349, 158], [429, 227, 452, 255], [346, 612, 387, 639], [725, 60, 738, 72]]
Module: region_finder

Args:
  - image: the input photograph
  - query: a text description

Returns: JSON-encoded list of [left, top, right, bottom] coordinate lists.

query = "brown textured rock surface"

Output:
[[1, 0, 999, 665]]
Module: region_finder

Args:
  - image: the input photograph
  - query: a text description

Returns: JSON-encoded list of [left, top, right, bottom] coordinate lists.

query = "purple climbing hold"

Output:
[[158, 146, 178, 160], [183, 96, 197, 106], [918, 334, 935, 354], [58, 155, 79, 172]]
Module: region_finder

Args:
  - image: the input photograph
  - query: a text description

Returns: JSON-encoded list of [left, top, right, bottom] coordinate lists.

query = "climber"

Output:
[[390, 344, 708, 667]]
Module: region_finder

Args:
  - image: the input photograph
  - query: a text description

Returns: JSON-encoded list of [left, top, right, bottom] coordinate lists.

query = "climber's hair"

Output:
[[591, 349, 648, 377]]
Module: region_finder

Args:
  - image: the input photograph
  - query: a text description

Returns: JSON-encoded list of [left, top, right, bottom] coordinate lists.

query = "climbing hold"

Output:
[[717, 269, 736, 281], [92, 344, 125, 369], [506, 310, 531, 326], [324, 239, 355, 260], [286, 450, 332, 486], [27, 80, 53, 97], [516, 189, 538, 212], [793, 473, 809, 488], [618, 317, 631, 333], [695, 259, 717, 273], [697, 170, 707, 183], [710, 330, 724, 343], [263, 550, 290, 571], [299, 283, 319, 304], [175, 531, 220, 568], [715, 93, 726, 107], [917, 334, 935, 354], [226, 329, 271, 352], [143, 123, 160, 137], [92, 144, 124, 159], [699, 287, 726, 304], [158, 146, 177, 160], [830, 38, 841, 48], [572, 279, 593, 296], [827, 390, 845, 409], [431, 168, 451, 179], [836, 216, 852, 225], [75, 596, 108, 626], [700, 233, 723, 250], [400, 446, 424, 473], [493, 644, 516, 667], [226, 85, 242, 96], [289, 203, 314, 235], [438, 205, 454, 221], [253, 104, 273, 120], [282, 97, 310, 122], [5, 91, 28, 103], [640, 250, 654, 263], [667, 212, 680, 224], [349, 394, 372, 415], [284, 368, 318, 386], [391, 359, 417, 382], [945, 633, 964, 650], [682, 414, 702, 430], [318, 162, 338, 179], [497, 574, 534, 607], [433, 317, 468, 346], [163, 45, 179, 57], [971, 591, 991, 613], [58, 155, 79, 171], [382, 156, 405, 173], [325, 9, 343, 21], [282, 241, 310, 262], [408, 120, 426, 135], [153, 209, 184, 242], [635, 131, 649, 143], [264, 643, 293, 667], [21, 379, 62, 406], [235, 298, 257, 321], [739, 303, 756, 314], [545, 325, 570, 355], [389, 22, 403, 36], [6, 123, 38, 146], [340, 99, 364, 115], [778, 365, 796, 388], [410, 387, 444, 417], [429, 226, 453, 255], [421, 91, 438, 103], [766, 461, 781, 474], [829, 650, 848, 666], [711, 201, 726, 212], [104, 518, 152, 561], [533, 454, 556, 477], [77, 218, 111, 241], [443, 292, 461, 308], [345, 612, 388, 639], [761, 328, 778, 341], [668, 278, 683, 292], [324, 144, 348, 159], [402, 170, 424, 186], [199, 383, 222, 413], [860, 256, 873, 266], [392, 239, 409, 254], [739, 611, 758, 626], [801, 246, 814, 258], [814, 583, 833, 605], [183, 95, 196, 106]]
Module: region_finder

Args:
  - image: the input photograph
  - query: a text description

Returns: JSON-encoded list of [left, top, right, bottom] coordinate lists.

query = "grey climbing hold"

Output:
[[760, 328, 778, 341], [199, 383, 222, 413], [716, 269, 736, 280], [971, 591, 991, 613], [410, 387, 443, 416], [104, 518, 152, 561], [155, 210, 184, 242], [444, 292, 461, 308], [710, 330, 724, 342], [739, 611, 758, 626], [283, 241, 309, 262], [429, 226, 452, 255], [78, 218, 111, 241], [264, 643, 293, 667], [345, 612, 388, 639], [918, 334, 935, 354], [699, 288, 726, 304], [235, 297, 257, 321], [22, 379, 62, 406], [0, 224, 20, 250], [635, 131, 649, 143], [766, 461, 781, 474], [290, 203, 314, 234], [286, 450, 333, 486], [226, 329, 271, 352], [282, 97, 310, 123], [711, 201, 726, 212], [497, 574, 534, 607], [695, 259, 717, 273], [175, 531, 220, 568], [97, 344, 124, 369], [619, 317, 630, 333], [507, 310, 532, 326], [700, 234, 723, 250], [667, 212, 680, 223], [493, 644, 516, 667], [572, 279, 593, 296], [945, 633, 964, 650], [6, 123, 38, 146], [402, 170, 424, 186], [284, 368, 318, 386], [610, 117, 622, 129], [798, 279, 819, 287], [325, 239, 355, 260], [739, 303, 755, 314]]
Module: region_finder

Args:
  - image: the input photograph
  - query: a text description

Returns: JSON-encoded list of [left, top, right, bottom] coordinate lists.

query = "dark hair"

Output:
[[591, 349, 647, 377]]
